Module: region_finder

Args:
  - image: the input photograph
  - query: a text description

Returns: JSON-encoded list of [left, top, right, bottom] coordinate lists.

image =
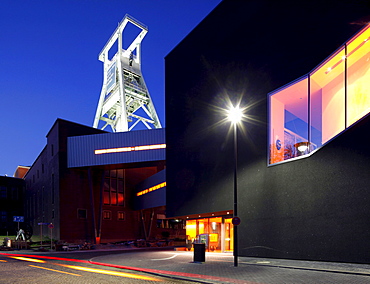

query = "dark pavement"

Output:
[[4, 247, 370, 283], [88, 249, 370, 283]]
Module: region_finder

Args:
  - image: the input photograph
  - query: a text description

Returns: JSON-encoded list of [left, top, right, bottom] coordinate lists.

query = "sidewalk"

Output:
[[88, 249, 370, 284]]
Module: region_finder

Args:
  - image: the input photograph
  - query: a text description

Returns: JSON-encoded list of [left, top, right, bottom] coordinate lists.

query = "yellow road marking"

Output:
[[29, 265, 81, 276], [58, 264, 161, 281]]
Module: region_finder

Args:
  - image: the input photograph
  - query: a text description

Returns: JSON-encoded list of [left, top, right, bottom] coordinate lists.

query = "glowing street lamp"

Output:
[[227, 104, 242, 267], [227, 106, 243, 124]]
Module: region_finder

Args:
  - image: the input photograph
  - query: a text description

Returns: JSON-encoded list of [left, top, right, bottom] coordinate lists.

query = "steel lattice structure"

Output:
[[93, 14, 162, 132]]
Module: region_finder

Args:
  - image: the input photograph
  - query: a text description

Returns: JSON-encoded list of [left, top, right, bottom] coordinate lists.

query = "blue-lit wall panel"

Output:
[[68, 128, 165, 168]]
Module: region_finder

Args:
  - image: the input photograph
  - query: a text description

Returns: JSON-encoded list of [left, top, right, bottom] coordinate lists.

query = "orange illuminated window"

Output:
[[269, 24, 370, 165], [310, 47, 345, 147], [347, 26, 370, 126], [186, 220, 197, 240], [209, 233, 218, 242], [269, 77, 309, 164], [103, 169, 124, 206]]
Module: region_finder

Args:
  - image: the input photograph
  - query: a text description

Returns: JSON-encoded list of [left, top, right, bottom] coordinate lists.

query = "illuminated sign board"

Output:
[[95, 143, 166, 155], [137, 182, 166, 196]]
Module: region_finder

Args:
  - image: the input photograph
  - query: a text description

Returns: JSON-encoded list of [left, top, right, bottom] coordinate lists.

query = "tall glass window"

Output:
[[269, 77, 308, 164], [103, 169, 125, 206], [310, 47, 345, 147], [269, 24, 370, 165], [347, 27, 370, 127]]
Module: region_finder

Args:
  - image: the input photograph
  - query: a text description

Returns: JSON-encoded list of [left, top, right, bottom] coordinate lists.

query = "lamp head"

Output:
[[227, 106, 243, 124]]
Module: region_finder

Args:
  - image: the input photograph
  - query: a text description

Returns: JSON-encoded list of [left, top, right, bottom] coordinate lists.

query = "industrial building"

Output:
[[22, 14, 178, 245], [24, 119, 176, 244]]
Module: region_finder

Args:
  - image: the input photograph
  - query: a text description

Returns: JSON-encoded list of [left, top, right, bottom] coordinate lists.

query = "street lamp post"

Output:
[[227, 105, 242, 267], [233, 121, 238, 267]]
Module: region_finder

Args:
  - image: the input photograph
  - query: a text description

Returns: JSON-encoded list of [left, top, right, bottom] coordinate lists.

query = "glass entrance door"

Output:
[[224, 218, 233, 252], [186, 217, 233, 252]]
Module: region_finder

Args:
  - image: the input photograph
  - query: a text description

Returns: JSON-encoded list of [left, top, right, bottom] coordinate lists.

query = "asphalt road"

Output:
[[0, 250, 196, 284], [2, 249, 370, 284]]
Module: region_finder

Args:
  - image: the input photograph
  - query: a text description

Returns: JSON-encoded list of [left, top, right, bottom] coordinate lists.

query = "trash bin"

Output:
[[193, 243, 206, 262]]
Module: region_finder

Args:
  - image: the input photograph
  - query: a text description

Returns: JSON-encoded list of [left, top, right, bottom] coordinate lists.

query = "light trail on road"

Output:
[[151, 253, 179, 261], [1, 253, 163, 282], [29, 265, 82, 276], [57, 264, 161, 281], [9, 256, 46, 263]]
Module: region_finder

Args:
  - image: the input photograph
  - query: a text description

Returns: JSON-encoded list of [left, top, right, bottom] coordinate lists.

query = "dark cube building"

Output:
[[165, 0, 370, 263]]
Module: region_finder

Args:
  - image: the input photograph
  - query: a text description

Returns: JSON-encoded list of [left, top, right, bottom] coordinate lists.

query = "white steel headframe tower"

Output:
[[93, 14, 162, 132]]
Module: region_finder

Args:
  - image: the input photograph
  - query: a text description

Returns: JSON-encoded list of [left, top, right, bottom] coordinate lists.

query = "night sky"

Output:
[[0, 0, 221, 176]]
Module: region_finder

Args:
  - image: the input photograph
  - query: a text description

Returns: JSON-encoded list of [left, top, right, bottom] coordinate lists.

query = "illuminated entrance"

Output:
[[186, 217, 234, 252]]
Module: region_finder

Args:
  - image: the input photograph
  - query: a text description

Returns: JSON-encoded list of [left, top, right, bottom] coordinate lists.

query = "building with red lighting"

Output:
[[24, 119, 178, 244]]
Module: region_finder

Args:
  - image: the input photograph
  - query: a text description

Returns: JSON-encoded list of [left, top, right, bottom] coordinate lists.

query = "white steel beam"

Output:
[[93, 14, 162, 132]]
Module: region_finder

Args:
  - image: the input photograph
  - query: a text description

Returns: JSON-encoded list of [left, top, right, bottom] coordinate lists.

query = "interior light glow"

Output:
[[212, 222, 217, 230], [95, 143, 166, 155], [136, 182, 166, 196], [325, 36, 370, 74], [298, 145, 308, 152], [295, 142, 310, 152]]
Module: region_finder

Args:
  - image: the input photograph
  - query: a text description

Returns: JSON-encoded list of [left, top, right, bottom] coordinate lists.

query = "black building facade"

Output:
[[0, 176, 25, 236], [165, 0, 370, 263]]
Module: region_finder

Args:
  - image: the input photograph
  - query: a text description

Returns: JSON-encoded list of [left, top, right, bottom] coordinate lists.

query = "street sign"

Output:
[[48, 223, 54, 229], [38, 222, 49, 225], [13, 216, 24, 222], [232, 216, 241, 226]]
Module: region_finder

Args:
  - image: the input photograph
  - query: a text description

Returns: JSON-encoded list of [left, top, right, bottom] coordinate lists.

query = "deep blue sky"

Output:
[[0, 0, 221, 176]]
